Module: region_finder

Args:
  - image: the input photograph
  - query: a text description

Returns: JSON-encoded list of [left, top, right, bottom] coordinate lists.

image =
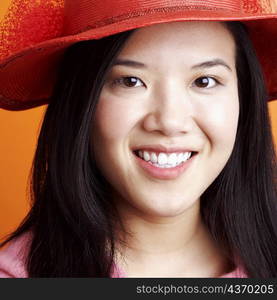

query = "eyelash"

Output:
[[111, 76, 222, 89], [112, 77, 144, 88]]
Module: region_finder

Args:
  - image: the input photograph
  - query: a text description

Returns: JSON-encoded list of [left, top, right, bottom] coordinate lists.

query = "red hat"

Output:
[[0, 0, 276, 110]]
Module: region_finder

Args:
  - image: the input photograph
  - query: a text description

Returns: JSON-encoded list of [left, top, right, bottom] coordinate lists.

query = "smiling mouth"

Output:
[[133, 150, 197, 169]]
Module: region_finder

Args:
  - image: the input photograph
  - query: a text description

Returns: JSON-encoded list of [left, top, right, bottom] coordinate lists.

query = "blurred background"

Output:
[[0, 0, 277, 241]]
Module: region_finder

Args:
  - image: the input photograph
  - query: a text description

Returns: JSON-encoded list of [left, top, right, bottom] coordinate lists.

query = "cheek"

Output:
[[93, 96, 141, 142], [193, 94, 239, 189], [91, 95, 145, 198], [209, 103, 238, 138], [93, 99, 127, 141], [197, 94, 239, 149]]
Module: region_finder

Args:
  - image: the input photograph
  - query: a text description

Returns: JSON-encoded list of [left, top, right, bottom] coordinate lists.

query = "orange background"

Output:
[[0, 0, 277, 241]]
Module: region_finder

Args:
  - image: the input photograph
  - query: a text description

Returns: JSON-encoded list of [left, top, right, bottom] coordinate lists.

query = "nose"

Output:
[[142, 84, 194, 137]]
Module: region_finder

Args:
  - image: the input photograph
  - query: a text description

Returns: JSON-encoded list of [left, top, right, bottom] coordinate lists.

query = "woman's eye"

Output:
[[113, 76, 144, 88], [193, 76, 219, 89]]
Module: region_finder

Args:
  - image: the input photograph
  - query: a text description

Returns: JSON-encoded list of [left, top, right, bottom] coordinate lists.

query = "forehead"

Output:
[[118, 21, 236, 65]]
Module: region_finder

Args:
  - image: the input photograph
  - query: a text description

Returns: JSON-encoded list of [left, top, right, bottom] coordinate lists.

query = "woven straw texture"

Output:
[[0, 0, 276, 61], [0, 0, 63, 60], [0, 0, 276, 109]]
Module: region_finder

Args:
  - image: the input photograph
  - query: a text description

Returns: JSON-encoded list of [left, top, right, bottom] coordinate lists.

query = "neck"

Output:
[[114, 199, 232, 277]]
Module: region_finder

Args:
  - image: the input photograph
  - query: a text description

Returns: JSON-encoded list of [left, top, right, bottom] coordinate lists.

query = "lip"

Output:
[[133, 151, 197, 180]]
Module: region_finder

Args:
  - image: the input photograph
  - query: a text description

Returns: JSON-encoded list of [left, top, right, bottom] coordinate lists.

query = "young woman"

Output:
[[0, 0, 276, 278]]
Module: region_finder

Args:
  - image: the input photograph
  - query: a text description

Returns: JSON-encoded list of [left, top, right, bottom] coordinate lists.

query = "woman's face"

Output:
[[91, 21, 239, 218]]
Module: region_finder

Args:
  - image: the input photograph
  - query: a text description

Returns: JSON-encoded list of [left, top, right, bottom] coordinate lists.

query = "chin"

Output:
[[131, 194, 200, 219]]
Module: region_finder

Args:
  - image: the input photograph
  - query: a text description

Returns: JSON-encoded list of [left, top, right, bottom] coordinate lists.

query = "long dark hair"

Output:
[[1, 21, 276, 277]]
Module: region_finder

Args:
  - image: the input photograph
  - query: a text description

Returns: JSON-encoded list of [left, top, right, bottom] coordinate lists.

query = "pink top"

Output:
[[0, 232, 248, 278]]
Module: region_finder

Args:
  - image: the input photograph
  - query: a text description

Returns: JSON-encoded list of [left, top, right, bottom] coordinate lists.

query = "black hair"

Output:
[[1, 21, 276, 277]]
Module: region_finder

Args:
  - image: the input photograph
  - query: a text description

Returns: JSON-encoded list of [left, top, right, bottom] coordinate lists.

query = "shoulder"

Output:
[[0, 231, 32, 278]]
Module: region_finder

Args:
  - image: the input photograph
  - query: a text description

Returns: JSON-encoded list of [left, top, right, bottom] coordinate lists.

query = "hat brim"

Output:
[[0, 10, 276, 110]]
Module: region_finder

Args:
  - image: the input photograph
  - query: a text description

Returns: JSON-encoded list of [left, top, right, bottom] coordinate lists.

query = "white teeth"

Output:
[[137, 150, 193, 168], [186, 152, 192, 160], [183, 152, 188, 161], [177, 153, 183, 164], [168, 153, 177, 166], [158, 153, 167, 165], [150, 152, 158, 163], [143, 151, 150, 161]]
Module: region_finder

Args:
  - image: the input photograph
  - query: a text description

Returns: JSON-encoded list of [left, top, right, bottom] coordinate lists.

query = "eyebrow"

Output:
[[112, 59, 146, 68], [191, 59, 232, 72], [112, 58, 232, 72]]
